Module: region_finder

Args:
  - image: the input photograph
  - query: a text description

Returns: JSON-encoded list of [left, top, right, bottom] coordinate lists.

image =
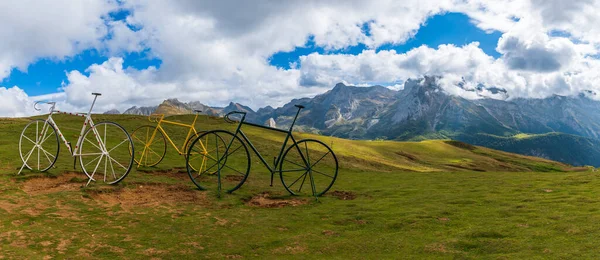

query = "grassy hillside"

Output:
[[0, 114, 598, 258], [458, 132, 600, 167]]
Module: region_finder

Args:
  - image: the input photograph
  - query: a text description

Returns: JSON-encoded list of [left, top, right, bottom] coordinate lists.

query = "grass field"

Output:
[[0, 114, 599, 258]]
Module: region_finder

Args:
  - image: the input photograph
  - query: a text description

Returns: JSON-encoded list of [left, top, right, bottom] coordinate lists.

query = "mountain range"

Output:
[[108, 76, 600, 166]]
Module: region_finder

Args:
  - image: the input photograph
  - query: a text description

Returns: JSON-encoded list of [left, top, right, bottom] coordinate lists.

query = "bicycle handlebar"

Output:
[[33, 101, 56, 111], [149, 114, 164, 123], [224, 111, 246, 123]]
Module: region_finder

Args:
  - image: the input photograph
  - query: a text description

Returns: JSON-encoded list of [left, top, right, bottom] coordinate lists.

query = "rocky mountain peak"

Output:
[[103, 109, 121, 114]]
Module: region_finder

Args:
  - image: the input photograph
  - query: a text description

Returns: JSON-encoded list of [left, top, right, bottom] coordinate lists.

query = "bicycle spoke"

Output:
[[310, 151, 331, 169], [133, 135, 146, 144], [84, 154, 102, 167], [220, 163, 247, 176], [90, 154, 104, 180], [108, 155, 128, 170], [104, 154, 108, 182], [39, 146, 55, 164], [187, 153, 203, 163], [312, 168, 335, 179], [194, 165, 213, 180], [287, 170, 309, 188], [107, 138, 129, 153], [304, 141, 311, 166], [21, 146, 36, 169], [38, 123, 50, 145], [103, 124, 107, 150], [37, 143, 40, 170], [293, 142, 309, 166], [298, 173, 308, 192], [41, 148, 53, 164], [22, 145, 36, 164], [109, 155, 117, 179], [149, 134, 162, 146], [196, 160, 220, 176], [146, 147, 162, 157], [281, 168, 307, 173], [22, 135, 36, 145], [39, 146, 56, 159], [85, 136, 102, 151], [80, 153, 104, 156], [40, 129, 54, 145], [215, 144, 242, 159], [283, 158, 306, 169]]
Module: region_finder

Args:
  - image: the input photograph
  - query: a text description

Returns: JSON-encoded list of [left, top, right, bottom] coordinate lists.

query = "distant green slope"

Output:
[[456, 132, 600, 167]]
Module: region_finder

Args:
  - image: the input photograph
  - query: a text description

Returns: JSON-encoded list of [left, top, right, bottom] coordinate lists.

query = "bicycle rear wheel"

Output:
[[79, 122, 134, 185], [19, 119, 60, 172], [186, 130, 250, 194], [130, 125, 167, 167], [280, 139, 338, 197]]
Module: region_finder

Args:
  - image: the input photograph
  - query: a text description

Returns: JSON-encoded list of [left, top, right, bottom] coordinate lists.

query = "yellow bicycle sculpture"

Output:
[[130, 110, 213, 172]]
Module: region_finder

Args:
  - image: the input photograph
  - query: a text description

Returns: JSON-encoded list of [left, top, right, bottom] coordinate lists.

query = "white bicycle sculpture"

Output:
[[17, 93, 134, 185]]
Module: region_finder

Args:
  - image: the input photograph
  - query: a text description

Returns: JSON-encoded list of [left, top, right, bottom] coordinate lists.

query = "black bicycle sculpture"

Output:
[[185, 105, 338, 198]]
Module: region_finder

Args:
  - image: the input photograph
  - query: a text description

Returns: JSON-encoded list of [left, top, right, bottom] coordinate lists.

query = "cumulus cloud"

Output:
[[297, 43, 494, 88], [0, 0, 118, 80], [57, 57, 326, 113], [2, 0, 600, 117], [0, 87, 40, 117], [497, 33, 577, 72]]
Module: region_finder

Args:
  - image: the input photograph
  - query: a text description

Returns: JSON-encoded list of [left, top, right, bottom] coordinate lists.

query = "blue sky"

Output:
[[3, 12, 499, 97], [270, 13, 502, 70], [1, 0, 598, 116]]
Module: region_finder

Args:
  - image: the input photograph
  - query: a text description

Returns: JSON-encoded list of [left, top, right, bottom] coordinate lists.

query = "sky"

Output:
[[1, 0, 600, 116]]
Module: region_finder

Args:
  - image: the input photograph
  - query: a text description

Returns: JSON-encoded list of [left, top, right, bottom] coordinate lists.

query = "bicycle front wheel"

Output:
[[79, 122, 134, 185], [130, 125, 167, 167], [280, 139, 338, 197], [19, 119, 60, 172], [186, 130, 250, 194]]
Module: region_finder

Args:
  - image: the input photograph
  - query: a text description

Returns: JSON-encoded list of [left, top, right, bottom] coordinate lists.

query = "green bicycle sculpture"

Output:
[[185, 105, 338, 197]]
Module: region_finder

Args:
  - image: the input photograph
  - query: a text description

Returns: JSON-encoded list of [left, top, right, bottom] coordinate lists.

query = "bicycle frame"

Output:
[[146, 114, 200, 155], [226, 107, 306, 185], [134, 112, 204, 169]]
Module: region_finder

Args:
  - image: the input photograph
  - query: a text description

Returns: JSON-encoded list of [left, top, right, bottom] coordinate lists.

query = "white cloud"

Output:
[[297, 43, 494, 88], [2, 0, 600, 117], [0, 0, 118, 80], [0, 87, 40, 117], [497, 32, 578, 72]]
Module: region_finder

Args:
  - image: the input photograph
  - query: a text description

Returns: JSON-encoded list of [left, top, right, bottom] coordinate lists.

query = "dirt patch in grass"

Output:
[[272, 242, 307, 254], [21, 172, 85, 195], [395, 151, 419, 161], [328, 190, 357, 200], [424, 243, 450, 253], [224, 175, 245, 182], [322, 230, 338, 236], [21, 203, 48, 216], [444, 140, 476, 151], [245, 192, 308, 208], [444, 163, 486, 172], [141, 169, 190, 181], [88, 183, 208, 209], [0, 199, 21, 213]]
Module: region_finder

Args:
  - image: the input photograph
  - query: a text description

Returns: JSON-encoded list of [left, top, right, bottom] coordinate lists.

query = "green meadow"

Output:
[[0, 114, 599, 259]]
